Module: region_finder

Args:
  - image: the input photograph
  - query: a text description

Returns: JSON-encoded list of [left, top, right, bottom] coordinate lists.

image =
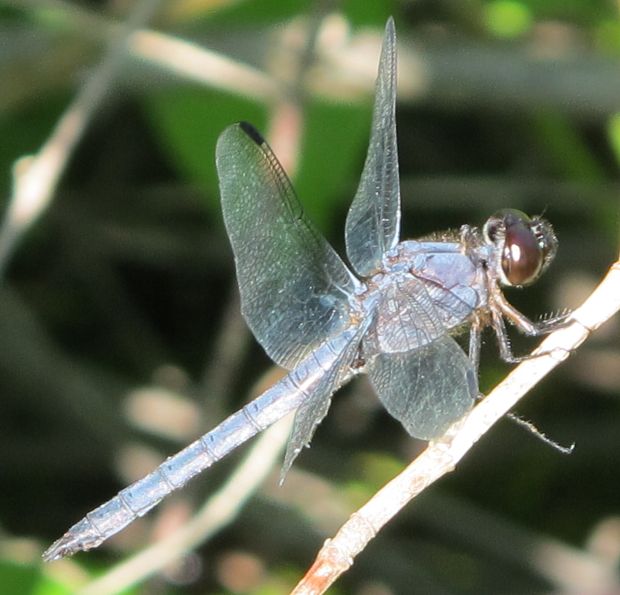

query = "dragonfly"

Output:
[[44, 17, 566, 561]]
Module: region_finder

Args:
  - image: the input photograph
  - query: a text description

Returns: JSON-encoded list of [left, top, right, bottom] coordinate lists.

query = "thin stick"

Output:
[[129, 29, 280, 101], [292, 259, 620, 595], [0, 0, 163, 278]]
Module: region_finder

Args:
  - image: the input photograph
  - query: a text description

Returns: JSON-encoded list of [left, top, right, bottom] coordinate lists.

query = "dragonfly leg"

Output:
[[489, 296, 570, 364], [467, 315, 482, 375], [467, 316, 486, 402], [493, 289, 571, 336]]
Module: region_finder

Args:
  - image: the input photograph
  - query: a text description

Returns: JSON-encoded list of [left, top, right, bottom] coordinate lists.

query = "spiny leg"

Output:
[[493, 288, 570, 336], [468, 315, 482, 378], [489, 292, 571, 364]]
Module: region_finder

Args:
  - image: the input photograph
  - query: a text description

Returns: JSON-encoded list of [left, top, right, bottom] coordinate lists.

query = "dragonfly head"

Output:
[[483, 209, 558, 287]]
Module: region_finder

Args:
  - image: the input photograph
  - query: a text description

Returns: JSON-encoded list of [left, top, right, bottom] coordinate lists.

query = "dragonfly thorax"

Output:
[[358, 239, 487, 357]]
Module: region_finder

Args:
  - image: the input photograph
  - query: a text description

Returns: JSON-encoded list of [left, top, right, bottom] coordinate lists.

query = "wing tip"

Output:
[[385, 16, 396, 39], [238, 121, 265, 146]]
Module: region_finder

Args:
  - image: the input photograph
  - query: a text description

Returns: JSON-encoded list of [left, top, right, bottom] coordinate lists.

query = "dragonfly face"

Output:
[[43, 17, 566, 562]]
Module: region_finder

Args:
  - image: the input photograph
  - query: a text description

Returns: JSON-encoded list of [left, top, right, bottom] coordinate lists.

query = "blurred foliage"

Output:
[[484, 1, 532, 39], [0, 559, 70, 595], [1, 0, 619, 594]]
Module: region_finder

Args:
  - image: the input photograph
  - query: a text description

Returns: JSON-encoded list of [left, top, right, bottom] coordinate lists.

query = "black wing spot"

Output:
[[239, 121, 265, 146]]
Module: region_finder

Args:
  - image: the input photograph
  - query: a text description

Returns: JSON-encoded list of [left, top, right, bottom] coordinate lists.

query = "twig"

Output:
[[291, 258, 620, 595], [0, 0, 163, 278], [74, 413, 293, 595]]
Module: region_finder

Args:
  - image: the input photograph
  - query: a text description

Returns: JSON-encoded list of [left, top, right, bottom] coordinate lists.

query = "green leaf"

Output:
[[143, 87, 267, 214], [342, 0, 400, 28], [0, 559, 72, 595], [484, 1, 533, 38]]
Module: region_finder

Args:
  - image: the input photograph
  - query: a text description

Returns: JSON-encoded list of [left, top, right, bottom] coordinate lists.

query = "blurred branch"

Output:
[[263, 8, 333, 179], [0, 0, 163, 278], [400, 176, 617, 214], [129, 28, 281, 101], [199, 282, 250, 416], [292, 258, 620, 594]]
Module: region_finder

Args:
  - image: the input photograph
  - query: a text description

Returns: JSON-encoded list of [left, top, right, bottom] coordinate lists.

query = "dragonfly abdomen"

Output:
[[42, 328, 360, 560]]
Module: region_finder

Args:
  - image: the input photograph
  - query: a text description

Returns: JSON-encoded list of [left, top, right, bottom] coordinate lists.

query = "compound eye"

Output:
[[500, 211, 544, 286]]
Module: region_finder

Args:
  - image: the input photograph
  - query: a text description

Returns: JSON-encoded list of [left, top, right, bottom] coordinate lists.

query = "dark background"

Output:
[[1, 1, 619, 593]]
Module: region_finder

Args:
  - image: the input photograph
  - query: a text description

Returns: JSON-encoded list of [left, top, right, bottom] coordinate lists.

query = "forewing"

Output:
[[216, 122, 358, 369], [368, 335, 477, 440], [345, 17, 400, 276]]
